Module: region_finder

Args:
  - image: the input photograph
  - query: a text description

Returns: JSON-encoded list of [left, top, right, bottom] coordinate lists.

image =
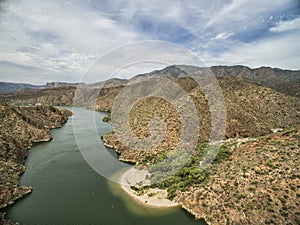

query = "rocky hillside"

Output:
[[210, 65, 300, 98], [0, 86, 76, 106], [0, 105, 72, 225], [102, 77, 300, 163], [1, 65, 298, 107], [130, 65, 300, 98], [99, 70, 299, 225], [89, 78, 128, 88], [176, 126, 300, 225], [0, 82, 81, 94], [0, 81, 126, 109], [100, 77, 299, 224]]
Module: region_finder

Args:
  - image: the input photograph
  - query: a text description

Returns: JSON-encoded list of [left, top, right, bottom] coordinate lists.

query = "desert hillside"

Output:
[[0, 105, 72, 225], [103, 77, 300, 163], [176, 126, 300, 225], [0, 65, 299, 107]]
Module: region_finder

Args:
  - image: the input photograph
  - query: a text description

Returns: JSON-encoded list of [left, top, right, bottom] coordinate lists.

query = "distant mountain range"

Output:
[[1, 65, 299, 97], [0, 82, 81, 93], [1, 65, 298, 138], [210, 65, 300, 98], [129, 65, 300, 97]]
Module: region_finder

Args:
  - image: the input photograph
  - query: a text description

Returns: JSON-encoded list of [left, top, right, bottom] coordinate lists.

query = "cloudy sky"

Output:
[[0, 0, 299, 84]]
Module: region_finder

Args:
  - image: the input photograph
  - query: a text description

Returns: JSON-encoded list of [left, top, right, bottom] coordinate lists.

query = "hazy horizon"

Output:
[[1, 64, 300, 86]]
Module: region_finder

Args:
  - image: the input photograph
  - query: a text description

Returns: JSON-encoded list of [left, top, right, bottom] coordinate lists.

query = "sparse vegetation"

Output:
[[147, 144, 230, 199], [174, 126, 300, 225], [102, 114, 111, 122], [0, 105, 72, 224]]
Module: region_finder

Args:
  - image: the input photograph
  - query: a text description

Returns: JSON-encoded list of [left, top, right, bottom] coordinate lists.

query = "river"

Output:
[[6, 107, 206, 225]]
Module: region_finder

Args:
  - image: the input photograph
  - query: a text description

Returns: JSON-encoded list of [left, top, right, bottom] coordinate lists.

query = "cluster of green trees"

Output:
[[146, 143, 231, 199]]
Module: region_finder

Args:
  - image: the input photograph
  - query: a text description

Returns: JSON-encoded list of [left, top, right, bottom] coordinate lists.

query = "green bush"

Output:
[[102, 114, 111, 122], [147, 144, 231, 200]]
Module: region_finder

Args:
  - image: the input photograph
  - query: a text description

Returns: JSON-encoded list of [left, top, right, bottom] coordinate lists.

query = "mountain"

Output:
[[0, 86, 76, 106], [128, 65, 190, 84], [0, 82, 81, 93], [210, 65, 300, 98], [127, 65, 300, 97], [0, 105, 72, 225], [99, 67, 299, 225], [89, 78, 128, 88], [1, 65, 299, 97], [102, 76, 300, 163], [130, 64, 300, 97], [0, 82, 42, 93], [0, 66, 299, 135]]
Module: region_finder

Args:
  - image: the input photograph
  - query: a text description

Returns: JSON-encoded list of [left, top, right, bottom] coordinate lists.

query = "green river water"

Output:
[[6, 107, 206, 225]]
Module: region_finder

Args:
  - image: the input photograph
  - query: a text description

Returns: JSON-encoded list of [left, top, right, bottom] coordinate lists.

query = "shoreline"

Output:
[[119, 167, 180, 208], [0, 105, 72, 225]]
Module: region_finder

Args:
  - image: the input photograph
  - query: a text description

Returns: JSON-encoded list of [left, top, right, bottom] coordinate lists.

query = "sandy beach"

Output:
[[119, 167, 179, 208]]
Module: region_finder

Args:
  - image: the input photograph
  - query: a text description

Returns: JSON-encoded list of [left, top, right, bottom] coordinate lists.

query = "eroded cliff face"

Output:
[[0, 105, 72, 224]]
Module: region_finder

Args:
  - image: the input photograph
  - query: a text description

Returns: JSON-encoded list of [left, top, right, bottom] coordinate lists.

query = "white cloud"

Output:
[[0, 0, 299, 84], [211, 32, 234, 40], [202, 0, 289, 30], [81, 40, 203, 83], [270, 17, 300, 32], [0, 0, 139, 83], [202, 29, 300, 70]]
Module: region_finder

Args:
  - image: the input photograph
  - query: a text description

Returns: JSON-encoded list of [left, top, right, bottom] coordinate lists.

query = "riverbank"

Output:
[[120, 167, 179, 208], [0, 105, 72, 225]]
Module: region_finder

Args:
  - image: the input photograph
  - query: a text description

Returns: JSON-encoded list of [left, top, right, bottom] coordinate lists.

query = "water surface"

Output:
[[7, 107, 206, 225]]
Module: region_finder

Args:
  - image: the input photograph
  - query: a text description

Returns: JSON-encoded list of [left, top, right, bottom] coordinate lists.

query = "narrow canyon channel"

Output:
[[6, 107, 206, 225]]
